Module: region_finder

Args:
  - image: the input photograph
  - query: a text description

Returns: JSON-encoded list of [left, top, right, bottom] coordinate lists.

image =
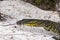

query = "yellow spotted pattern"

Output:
[[17, 19, 60, 35]]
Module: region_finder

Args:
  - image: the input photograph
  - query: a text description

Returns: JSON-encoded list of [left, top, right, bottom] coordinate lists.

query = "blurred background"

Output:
[[22, 0, 59, 11]]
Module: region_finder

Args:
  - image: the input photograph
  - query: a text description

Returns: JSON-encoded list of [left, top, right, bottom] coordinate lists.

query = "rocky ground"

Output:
[[0, 0, 60, 40]]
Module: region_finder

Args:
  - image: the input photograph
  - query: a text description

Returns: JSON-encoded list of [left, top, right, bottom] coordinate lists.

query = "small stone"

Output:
[[14, 26, 17, 28], [44, 35, 46, 37]]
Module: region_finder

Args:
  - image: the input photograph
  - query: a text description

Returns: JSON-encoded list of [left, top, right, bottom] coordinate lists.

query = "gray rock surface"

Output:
[[0, 0, 60, 40]]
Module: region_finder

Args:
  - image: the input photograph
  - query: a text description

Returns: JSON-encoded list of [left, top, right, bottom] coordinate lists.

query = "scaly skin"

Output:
[[17, 19, 60, 40]]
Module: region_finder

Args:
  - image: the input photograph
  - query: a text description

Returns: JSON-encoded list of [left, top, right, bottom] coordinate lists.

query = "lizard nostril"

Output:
[[17, 20, 22, 25]]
